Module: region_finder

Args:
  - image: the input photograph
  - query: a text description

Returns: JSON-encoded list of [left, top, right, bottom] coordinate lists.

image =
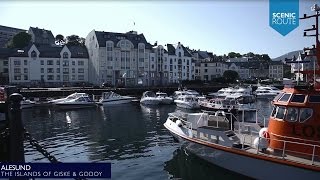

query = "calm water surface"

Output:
[[23, 100, 273, 180]]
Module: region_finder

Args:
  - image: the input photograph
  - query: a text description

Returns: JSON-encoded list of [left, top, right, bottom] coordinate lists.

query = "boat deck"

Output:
[[192, 125, 320, 168]]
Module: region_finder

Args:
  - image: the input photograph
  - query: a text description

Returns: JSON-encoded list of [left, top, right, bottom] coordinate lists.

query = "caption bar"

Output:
[[0, 163, 111, 178]]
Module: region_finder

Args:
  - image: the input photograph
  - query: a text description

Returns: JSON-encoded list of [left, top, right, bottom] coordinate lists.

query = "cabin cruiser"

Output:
[[49, 92, 88, 104], [54, 93, 96, 109], [254, 86, 281, 99], [140, 91, 162, 105], [208, 86, 252, 99], [99, 91, 135, 105], [174, 95, 200, 109], [156, 92, 173, 104], [200, 94, 256, 112]]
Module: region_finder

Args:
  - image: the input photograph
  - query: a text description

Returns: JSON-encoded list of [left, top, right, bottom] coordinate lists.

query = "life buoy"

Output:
[[259, 127, 270, 143], [215, 110, 226, 116]]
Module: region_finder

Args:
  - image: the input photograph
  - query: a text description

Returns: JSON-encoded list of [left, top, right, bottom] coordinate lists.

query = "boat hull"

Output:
[[54, 103, 97, 110], [100, 98, 134, 105], [164, 122, 320, 180]]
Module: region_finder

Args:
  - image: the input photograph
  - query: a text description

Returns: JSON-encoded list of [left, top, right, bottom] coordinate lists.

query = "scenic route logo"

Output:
[[269, 0, 299, 36]]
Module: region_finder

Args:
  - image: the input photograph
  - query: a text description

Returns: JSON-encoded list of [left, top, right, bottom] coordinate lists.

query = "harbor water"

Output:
[[23, 99, 273, 180]]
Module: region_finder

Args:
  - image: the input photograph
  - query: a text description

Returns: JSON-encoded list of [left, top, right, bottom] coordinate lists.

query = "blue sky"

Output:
[[0, 0, 318, 58]]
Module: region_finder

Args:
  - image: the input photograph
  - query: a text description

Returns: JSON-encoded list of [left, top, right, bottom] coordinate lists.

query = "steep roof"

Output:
[[0, 48, 14, 58], [181, 45, 192, 57], [9, 44, 88, 58], [95, 31, 152, 49], [166, 44, 176, 55]]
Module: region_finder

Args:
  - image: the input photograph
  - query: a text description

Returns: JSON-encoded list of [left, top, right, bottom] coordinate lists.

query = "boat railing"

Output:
[[240, 134, 320, 166], [168, 114, 193, 130]]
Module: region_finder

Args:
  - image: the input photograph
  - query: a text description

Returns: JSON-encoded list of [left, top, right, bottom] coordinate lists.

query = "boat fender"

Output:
[[253, 137, 268, 151], [259, 127, 270, 142], [176, 120, 183, 127], [215, 111, 226, 117]]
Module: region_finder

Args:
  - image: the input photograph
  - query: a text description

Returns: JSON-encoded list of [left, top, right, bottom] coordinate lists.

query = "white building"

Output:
[[269, 61, 284, 80], [8, 44, 88, 86], [228, 62, 250, 80], [85, 30, 156, 86], [166, 42, 193, 84]]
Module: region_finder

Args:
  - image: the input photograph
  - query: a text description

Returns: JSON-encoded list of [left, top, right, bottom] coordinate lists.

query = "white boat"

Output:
[[174, 95, 200, 109], [54, 94, 96, 109], [208, 86, 252, 99], [99, 91, 135, 105], [140, 91, 162, 105], [49, 92, 88, 104], [21, 99, 36, 109], [156, 92, 173, 104], [254, 86, 281, 99]]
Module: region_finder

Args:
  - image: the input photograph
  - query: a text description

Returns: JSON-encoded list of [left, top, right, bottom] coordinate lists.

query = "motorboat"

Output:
[[54, 93, 96, 109], [49, 92, 88, 104], [208, 86, 252, 99], [174, 95, 200, 109], [21, 99, 36, 109], [254, 86, 281, 99], [164, 10, 320, 179], [140, 91, 162, 105], [156, 92, 173, 104], [99, 91, 135, 105]]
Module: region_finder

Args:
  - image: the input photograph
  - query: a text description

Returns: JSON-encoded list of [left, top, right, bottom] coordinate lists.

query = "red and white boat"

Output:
[[164, 6, 320, 179]]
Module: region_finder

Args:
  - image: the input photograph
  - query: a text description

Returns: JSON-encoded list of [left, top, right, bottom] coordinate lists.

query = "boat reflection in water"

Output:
[[164, 148, 250, 180]]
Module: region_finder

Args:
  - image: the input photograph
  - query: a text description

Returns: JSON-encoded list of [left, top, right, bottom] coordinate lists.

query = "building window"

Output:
[[63, 68, 69, 74], [56, 75, 60, 80], [71, 75, 75, 80], [151, 64, 154, 69], [24, 68, 28, 73], [139, 58, 144, 62], [4, 68, 8, 73], [56, 68, 60, 73], [205, 69, 208, 73], [205, 63, 208, 67], [24, 75, 28, 80], [41, 60, 44, 65], [107, 56, 112, 61], [47, 60, 54, 65], [31, 51, 37, 58], [78, 75, 84, 80], [78, 68, 84, 73], [24, 60, 27, 65], [63, 61, 69, 66], [14, 75, 21, 80], [56, 60, 60, 65], [72, 68, 75, 73], [3, 60, 8, 66], [72, 61, 75, 66], [41, 68, 44, 73], [170, 59, 172, 64], [63, 75, 69, 81], [47, 68, 54, 73], [178, 52, 181, 57], [63, 52, 68, 59], [47, 75, 54, 80], [14, 68, 20, 73], [14, 60, 20, 65], [78, 61, 84, 66]]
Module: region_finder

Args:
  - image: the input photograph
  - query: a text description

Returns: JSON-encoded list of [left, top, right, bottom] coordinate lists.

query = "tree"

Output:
[[55, 34, 65, 45], [261, 54, 271, 61], [6, 32, 31, 48], [223, 70, 239, 83], [228, 52, 237, 58], [66, 35, 85, 46]]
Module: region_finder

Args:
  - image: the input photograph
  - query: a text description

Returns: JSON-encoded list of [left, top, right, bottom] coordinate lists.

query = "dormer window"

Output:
[[63, 52, 68, 59], [31, 51, 37, 58]]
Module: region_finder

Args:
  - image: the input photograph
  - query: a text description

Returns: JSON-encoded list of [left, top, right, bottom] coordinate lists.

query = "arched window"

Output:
[[178, 59, 182, 65], [63, 52, 68, 59], [178, 52, 181, 57], [31, 51, 37, 58]]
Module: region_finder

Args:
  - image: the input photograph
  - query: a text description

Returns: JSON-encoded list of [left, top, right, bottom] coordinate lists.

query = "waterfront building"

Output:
[[28, 27, 56, 46], [8, 44, 88, 87], [228, 62, 250, 80], [247, 61, 269, 79], [0, 25, 26, 48], [166, 43, 193, 84], [85, 30, 155, 86], [268, 61, 284, 80]]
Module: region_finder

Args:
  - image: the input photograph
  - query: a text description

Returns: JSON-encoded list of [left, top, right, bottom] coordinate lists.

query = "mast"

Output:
[[300, 4, 320, 88]]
